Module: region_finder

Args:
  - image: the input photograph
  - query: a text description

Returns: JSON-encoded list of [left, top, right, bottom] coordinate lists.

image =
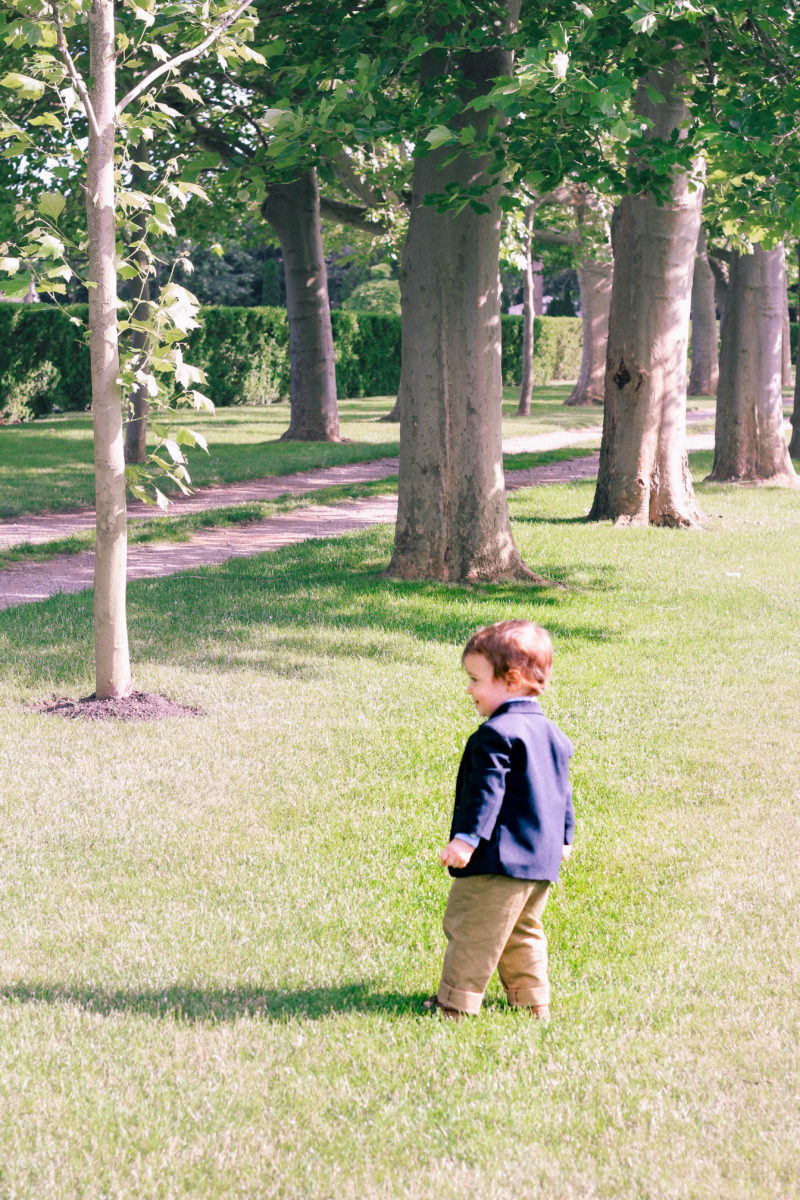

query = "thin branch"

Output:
[[530, 227, 581, 246], [319, 196, 391, 233], [116, 0, 253, 117], [50, 0, 100, 140]]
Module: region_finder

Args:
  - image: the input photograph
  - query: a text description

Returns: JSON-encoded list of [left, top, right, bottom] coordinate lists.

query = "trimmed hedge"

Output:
[[1, 303, 590, 419], [0, 303, 91, 419], [501, 315, 582, 387]]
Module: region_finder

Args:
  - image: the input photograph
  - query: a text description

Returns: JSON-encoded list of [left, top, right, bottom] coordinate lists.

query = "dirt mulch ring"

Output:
[[26, 690, 204, 722]]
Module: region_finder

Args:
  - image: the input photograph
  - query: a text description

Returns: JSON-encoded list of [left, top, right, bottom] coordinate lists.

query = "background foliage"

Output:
[[0, 306, 589, 418]]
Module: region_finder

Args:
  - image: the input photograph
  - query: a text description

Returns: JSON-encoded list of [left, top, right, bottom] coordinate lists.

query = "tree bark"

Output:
[[688, 227, 718, 396], [124, 166, 151, 465], [386, 0, 530, 581], [790, 245, 800, 458], [261, 169, 341, 441], [707, 244, 797, 485], [588, 64, 704, 527], [123, 268, 151, 464], [708, 254, 729, 324], [86, 0, 131, 699], [566, 261, 612, 405], [516, 205, 535, 416], [781, 265, 792, 389]]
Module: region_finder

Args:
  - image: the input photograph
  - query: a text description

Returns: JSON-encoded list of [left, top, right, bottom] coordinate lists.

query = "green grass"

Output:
[[1, 463, 799, 1198], [0, 387, 603, 517], [0, 447, 599, 568]]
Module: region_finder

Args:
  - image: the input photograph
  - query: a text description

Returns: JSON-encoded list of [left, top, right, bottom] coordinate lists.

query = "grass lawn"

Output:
[[0, 386, 603, 517], [1, 456, 798, 1198]]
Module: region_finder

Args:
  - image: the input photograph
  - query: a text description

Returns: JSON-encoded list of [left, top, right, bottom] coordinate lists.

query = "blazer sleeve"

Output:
[[564, 786, 575, 845], [454, 726, 511, 842]]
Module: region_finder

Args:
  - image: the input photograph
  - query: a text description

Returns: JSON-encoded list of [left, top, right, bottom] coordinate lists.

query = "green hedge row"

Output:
[[0, 303, 586, 419], [501, 315, 583, 387]]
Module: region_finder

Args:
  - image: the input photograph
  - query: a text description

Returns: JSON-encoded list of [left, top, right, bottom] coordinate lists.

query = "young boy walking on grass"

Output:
[[425, 620, 574, 1022]]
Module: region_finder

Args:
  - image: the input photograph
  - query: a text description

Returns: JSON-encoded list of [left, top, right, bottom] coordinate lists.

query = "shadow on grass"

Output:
[[0, 526, 621, 690], [0, 981, 430, 1023]]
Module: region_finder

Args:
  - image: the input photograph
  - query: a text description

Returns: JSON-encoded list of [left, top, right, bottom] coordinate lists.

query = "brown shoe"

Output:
[[527, 1004, 550, 1022], [423, 995, 463, 1022]]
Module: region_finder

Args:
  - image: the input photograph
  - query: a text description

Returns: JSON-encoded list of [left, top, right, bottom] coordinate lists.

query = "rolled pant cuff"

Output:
[[506, 985, 550, 1008], [437, 982, 484, 1015]]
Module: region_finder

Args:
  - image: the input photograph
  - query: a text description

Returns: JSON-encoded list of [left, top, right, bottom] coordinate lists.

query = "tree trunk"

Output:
[[688, 227, 718, 396], [124, 172, 151, 465], [386, 0, 530, 582], [87, 0, 131, 698], [588, 64, 704, 528], [261, 169, 341, 441], [123, 270, 151, 464], [707, 244, 797, 485], [781, 265, 792, 389], [790, 245, 800, 458], [566, 261, 612, 405], [516, 205, 535, 416], [708, 254, 729, 324]]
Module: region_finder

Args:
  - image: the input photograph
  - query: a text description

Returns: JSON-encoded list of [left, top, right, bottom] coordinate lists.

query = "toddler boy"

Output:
[[425, 620, 574, 1021]]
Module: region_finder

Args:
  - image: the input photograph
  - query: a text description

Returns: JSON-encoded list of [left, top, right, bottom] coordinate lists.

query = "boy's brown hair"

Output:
[[463, 620, 553, 696]]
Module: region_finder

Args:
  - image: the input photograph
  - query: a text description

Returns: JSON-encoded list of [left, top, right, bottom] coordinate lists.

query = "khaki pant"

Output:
[[437, 874, 551, 1015]]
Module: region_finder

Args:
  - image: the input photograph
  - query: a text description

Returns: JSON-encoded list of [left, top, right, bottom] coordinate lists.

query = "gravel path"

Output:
[[0, 420, 723, 612]]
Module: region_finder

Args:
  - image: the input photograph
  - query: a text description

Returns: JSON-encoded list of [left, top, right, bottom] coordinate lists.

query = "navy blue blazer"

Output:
[[449, 698, 574, 882]]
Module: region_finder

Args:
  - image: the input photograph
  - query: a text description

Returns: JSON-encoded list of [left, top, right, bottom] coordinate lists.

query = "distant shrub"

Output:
[[501, 315, 582, 386], [0, 305, 583, 418], [340, 278, 402, 317], [0, 304, 91, 418]]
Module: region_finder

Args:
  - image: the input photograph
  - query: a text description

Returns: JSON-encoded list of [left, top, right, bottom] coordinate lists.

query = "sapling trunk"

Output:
[[87, 0, 131, 698]]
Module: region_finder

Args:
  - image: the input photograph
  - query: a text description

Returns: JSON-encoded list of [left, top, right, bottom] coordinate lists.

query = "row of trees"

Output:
[[2, 0, 800, 699]]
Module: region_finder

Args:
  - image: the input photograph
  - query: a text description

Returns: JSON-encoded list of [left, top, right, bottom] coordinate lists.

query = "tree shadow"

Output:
[[0, 981, 430, 1024], [0, 528, 621, 689]]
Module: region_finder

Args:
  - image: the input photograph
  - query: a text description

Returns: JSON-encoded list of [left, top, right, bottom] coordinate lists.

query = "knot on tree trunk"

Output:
[[613, 362, 631, 389]]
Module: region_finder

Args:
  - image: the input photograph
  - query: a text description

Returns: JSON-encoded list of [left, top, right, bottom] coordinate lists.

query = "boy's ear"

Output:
[[504, 666, 523, 688]]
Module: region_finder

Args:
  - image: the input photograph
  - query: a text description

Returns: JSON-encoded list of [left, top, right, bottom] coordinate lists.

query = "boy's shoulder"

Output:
[[483, 700, 574, 757]]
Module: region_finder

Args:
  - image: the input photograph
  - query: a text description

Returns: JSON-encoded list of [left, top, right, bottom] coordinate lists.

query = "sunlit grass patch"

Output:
[[0, 473, 799, 1197]]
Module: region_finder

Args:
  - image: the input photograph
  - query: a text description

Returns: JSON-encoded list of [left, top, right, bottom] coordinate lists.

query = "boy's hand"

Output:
[[440, 838, 475, 869], [561, 843, 573, 864]]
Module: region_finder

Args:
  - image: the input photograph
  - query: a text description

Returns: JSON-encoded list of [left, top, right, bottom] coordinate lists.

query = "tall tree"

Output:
[[688, 227, 719, 397], [387, 0, 531, 582], [1, 0, 257, 697], [707, 244, 796, 485], [589, 63, 704, 527], [261, 170, 341, 441]]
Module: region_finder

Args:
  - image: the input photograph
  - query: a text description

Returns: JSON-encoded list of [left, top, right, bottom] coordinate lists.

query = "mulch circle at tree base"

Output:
[[26, 692, 204, 723]]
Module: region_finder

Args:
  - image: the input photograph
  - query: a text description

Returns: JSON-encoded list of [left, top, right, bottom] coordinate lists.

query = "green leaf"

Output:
[[30, 113, 63, 131], [425, 125, 455, 150], [1, 73, 46, 100], [0, 273, 32, 297], [37, 192, 66, 221]]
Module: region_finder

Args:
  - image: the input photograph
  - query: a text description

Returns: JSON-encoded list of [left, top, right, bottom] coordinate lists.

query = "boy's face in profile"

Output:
[[463, 651, 524, 718]]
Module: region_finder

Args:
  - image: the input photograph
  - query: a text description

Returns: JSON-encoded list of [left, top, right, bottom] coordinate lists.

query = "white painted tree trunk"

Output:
[[589, 64, 704, 527], [708, 244, 796, 485], [387, 0, 530, 582], [688, 227, 718, 396], [87, 0, 131, 698], [262, 169, 341, 442], [566, 261, 612, 406]]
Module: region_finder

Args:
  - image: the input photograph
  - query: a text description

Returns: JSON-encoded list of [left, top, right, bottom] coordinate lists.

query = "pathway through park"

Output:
[[0, 420, 720, 611]]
